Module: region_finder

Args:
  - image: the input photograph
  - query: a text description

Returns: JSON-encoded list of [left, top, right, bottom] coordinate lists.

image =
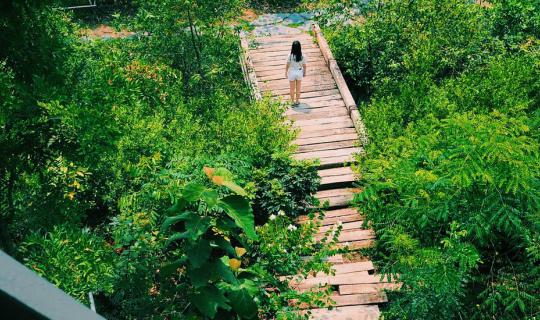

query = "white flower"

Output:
[[269, 214, 277, 221], [336, 221, 343, 227], [283, 249, 288, 253], [344, 242, 351, 247], [287, 224, 297, 231], [278, 210, 286, 216]]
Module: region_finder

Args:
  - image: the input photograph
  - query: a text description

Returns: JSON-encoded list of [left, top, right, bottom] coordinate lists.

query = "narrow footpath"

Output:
[[240, 16, 395, 320]]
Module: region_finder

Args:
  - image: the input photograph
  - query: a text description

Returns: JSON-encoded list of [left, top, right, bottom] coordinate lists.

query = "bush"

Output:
[[20, 225, 116, 303], [251, 154, 320, 223], [357, 112, 540, 319], [320, 0, 540, 318], [324, 0, 500, 95]]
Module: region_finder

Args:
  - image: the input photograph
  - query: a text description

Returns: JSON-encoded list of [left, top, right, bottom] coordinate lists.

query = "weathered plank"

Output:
[[318, 155, 357, 169], [315, 229, 375, 243], [296, 127, 358, 139], [320, 173, 356, 187], [292, 272, 385, 289], [318, 221, 364, 233], [308, 305, 380, 320], [339, 283, 401, 295], [331, 292, 388, 307], [265, 83, 338, 95], [287, 107, 349, 121], [297, 140, 357, 153], [254, 61, 329, 72], [293, 116, 352, 128], [295, 147, 361, 161], [319, 166, 355, 177]]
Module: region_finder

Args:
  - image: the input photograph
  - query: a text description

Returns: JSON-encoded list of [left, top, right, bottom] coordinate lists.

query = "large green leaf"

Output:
[[191, 286, 230, 318], [186, 239, 211, 268], [228, 288, 258, 319], [164, 214, 211, 246], [182, 183, 207, 202], [201, 189, 218, 207], [219, 195, 258, 240], [213, 167, 247, 196], [161, 211, 192, 232], [184, 215, 211, 241]]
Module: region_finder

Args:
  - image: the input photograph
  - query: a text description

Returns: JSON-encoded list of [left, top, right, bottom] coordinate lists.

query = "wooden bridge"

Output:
[[240, 25, 395, 319]]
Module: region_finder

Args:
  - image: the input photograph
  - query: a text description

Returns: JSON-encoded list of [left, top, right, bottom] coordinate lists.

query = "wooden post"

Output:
[[311, 23, 369, 146], [238, 31, 262, 101]]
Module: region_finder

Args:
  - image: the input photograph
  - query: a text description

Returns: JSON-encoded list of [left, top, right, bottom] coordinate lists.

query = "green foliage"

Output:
[[324, 0, 500, 95], [160, 168, 258, 319], [251, 154, 320, 222], [319, 0, 540, 319], [256, 210, 343, 319], [491, 0, 540, 47], [357, 112, 540, 319], [20, 224, 116, 302]]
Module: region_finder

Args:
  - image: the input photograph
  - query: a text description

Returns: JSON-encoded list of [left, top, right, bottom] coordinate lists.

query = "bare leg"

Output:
[[289, 81, 295, 104], [295, 80, 301, 104]]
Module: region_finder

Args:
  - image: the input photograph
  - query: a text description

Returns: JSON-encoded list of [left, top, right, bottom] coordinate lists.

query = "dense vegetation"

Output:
[[0, 1, 339, 319], [320, 0, 539, 319]]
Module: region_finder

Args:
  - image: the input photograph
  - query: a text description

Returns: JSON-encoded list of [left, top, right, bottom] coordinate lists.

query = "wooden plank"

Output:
[[295, 147, 361, 161], [333, 261, 375, 274], [259, 71, 332, 81], [320, 173, 356, 187], [319, 195, 354, 208], [261, 77, 336, 90], [317, 187, 358, 198], [262, 73, 332, 82], [310, 262, 374, 278], [293, 272, 387, 288], [318, 215, 363, 226], [318, 155, 356, 168], [297, 140, 356, 153], [339, 283, 401, 295], [250, 47, 321, 57], [341, 239, 375, 250], [308, 305, 380, 320], [253, 56, 325, 66], [252, 55, 326, 65], [316, 229, 375, 242], [287, 107, 349, 121], [331, 292, 388, 307], [297, 127, 357, 139], [297, 208, 358, 222], [250, 44, 319, 53], [293, 116, 352, 127], [319, 167, 354, 177], [266, 83, 338, 95], [295, 100, 347, 109], [300, 94, 343, 102], [288, 89, 340, 99], [257, 67, 330, 77], [254, 61, 328, 72], [318, 221, 364, 233], [251, 53, 325, 62], [298, 121, 355, 133]]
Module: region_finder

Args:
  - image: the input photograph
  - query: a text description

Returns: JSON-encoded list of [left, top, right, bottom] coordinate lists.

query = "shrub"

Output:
[[251, 154, 320, 223], [20, 224, 116, 303], [356, 112, 540, 319]]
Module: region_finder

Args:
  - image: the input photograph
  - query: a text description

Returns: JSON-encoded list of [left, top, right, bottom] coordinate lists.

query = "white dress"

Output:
[[287, 54, 307, 81]]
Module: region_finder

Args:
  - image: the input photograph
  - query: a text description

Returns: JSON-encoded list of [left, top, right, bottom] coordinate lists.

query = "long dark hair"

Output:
[[291, 41, 302, 62]]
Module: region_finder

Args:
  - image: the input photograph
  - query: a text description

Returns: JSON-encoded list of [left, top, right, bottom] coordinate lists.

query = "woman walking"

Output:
[[285, 40, 307, 105]]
